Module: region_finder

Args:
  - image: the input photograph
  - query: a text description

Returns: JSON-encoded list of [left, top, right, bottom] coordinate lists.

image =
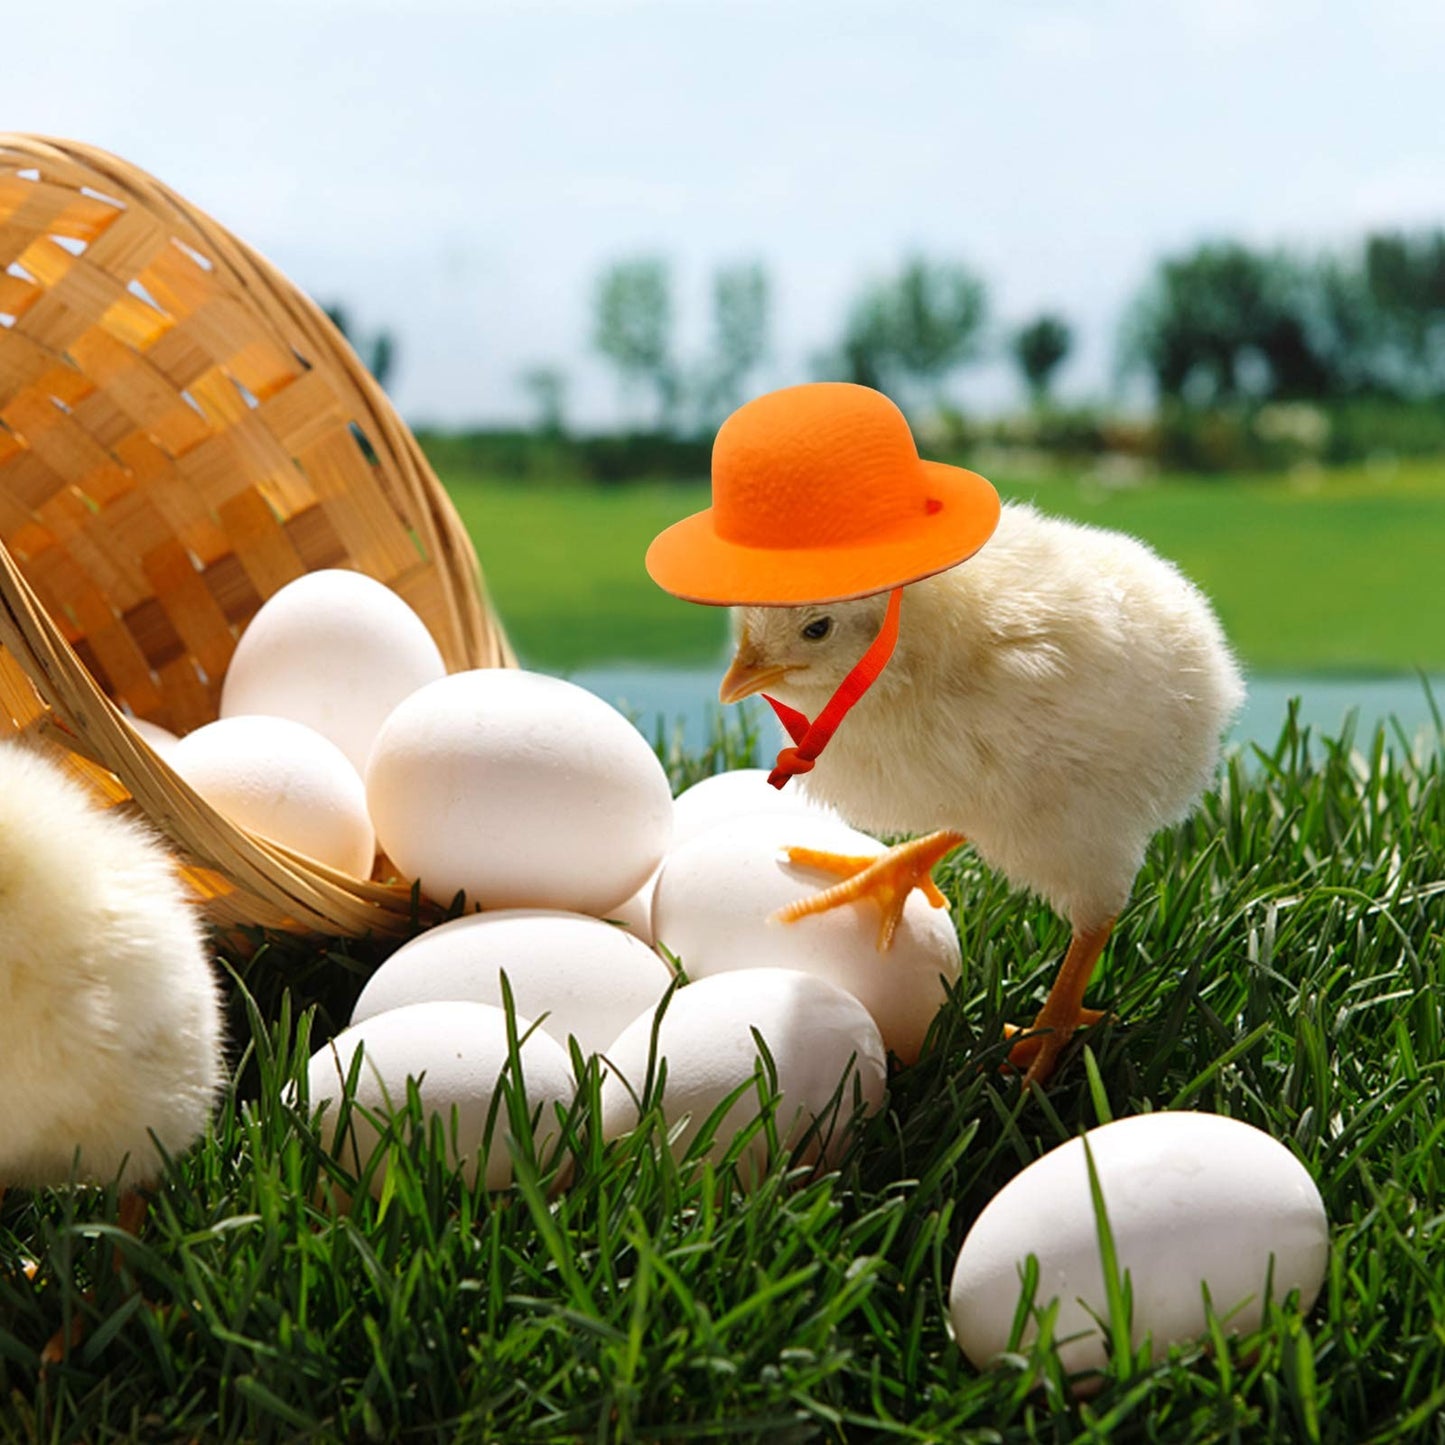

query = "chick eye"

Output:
[[801, 616, 832, 641]]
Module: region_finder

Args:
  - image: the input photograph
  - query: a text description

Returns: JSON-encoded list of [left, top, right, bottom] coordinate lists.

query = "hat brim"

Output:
[[644, 460, 1001, 605]]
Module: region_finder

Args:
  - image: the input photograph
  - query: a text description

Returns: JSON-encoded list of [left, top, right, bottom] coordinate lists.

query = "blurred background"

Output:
[[9, 0, 1443, 751]]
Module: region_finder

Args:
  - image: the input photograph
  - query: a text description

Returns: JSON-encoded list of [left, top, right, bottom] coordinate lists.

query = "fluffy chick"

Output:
[[0, 745, 223, 1193], [722, 501, 1245, 1081]]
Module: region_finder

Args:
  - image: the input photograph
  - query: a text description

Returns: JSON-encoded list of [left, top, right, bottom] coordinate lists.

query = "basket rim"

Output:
[[0, 132, 516, 937]]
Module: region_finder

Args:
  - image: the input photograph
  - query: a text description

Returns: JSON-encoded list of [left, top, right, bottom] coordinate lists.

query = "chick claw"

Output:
[[772, 829, 967, 951], [1003, 1008, 1108, 1088], [40, 1309, 88, 1368]]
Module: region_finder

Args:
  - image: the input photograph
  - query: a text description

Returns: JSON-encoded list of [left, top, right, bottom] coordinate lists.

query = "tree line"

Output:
[[329, 228, 1445, 474], [523, 229, 1445, 437], [1124, 232, 1445, 407], [560, 255, 1073, 436]]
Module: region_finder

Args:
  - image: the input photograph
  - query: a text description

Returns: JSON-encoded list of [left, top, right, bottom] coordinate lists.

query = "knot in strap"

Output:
[[767, 747, 816, 787]]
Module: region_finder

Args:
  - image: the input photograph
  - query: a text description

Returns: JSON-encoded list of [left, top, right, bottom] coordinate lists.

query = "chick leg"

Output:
[[772, 830, 967, 951], [38, 1189, 148, 1367], [1005, 919, 1115, 1088]]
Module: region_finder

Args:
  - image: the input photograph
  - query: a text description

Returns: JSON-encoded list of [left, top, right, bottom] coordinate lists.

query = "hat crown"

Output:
[[712, 384, 929, 550]]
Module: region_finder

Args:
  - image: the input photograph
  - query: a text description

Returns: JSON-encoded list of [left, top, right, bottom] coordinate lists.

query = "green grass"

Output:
[[453, 479, 732, 671], [998, 463, 1445, 676], [1, 709, 1442, 1442], [443, 460, 1445, 674]]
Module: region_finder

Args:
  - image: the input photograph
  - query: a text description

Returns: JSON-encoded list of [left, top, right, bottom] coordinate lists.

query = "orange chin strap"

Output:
[[762, 585, 903, 789]]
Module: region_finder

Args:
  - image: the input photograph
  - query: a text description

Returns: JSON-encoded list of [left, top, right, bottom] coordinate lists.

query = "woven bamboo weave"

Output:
[[0, 134, 515, 938]]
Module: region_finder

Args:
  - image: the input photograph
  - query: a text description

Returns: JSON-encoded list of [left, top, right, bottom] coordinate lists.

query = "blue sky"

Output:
[[8, 1, 1443, 427]]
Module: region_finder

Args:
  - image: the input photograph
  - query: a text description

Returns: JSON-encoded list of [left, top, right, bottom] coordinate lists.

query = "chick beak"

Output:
[[719, 635, 792, 704]]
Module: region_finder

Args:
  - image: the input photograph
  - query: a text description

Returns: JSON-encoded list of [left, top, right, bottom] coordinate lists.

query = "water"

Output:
[[566, 663, 1443, 760]]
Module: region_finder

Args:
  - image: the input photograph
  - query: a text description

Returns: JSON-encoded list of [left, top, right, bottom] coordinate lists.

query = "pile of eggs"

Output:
[[142, 569, 675, 907], [299, 765, 957, 1190], [140, 571, 955, 1185], [147, 570, 1332, 1380]]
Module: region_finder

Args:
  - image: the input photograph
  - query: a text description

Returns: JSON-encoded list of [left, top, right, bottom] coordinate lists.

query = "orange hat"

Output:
[[645, 382, 1000, 605]]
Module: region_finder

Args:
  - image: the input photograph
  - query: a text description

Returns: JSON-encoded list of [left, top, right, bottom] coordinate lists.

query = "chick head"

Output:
[[721, 593, 894, 712]]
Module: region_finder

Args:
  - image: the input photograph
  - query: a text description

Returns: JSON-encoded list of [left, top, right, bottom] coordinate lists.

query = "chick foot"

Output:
[[1003, 1008, 1107, 1085], [772, 829, 966, 951], [40, 1309, 87, 1368], [38, 1190, 147, 1368], [1002, 918, 1116, 1089]]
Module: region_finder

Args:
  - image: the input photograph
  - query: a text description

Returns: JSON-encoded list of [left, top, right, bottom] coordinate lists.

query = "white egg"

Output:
[[351, 909, 676, 1058], [948, 1111, 1330, 1378], [305, 1000, 575, 1195], [671, 768, 833, 849], [599, 968, 886, 1185], [598, 868, 659, 944], [125, 716, 181, 758], [598, 772, 830, 946], [651, 812, 962, 1064], [220, 569, 446, 774], [366, 669, 673, 915], [170, 715, 375, 876]]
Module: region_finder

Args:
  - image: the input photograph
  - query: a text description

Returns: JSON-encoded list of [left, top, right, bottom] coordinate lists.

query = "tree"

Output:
[[1362, 230, 1445, 394], [519, 366, 568, 437], [369, 331, 396, 393], [1310, 256, 1384, 397], [1119, 243, 1336, 405], [825, 257, 988, 412], [323, 303, 398, 391], [823, 289, 892, 390], [1120, 244, 1267, 403], [889, 257, 988, 403], [699, 262, 770, 425], [1012, 313, 1072, 405], [592, 258, 678, 431]]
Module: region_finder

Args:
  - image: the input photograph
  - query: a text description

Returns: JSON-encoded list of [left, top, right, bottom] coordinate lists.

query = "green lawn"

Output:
[[444, 461, 1445, 674], [453, 478, 733, 669], [1, 457, 1441, 1440], [2, 717, 1442, 1441]]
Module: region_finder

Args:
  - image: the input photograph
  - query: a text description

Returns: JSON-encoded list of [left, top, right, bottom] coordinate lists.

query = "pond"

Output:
[[563, 663, 1444, 761]]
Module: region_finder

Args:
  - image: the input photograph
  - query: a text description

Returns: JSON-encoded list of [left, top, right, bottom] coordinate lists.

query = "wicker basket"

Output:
[[0, 134, 515, 939]]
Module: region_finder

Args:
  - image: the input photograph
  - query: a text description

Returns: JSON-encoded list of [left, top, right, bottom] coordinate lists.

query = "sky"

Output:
[[6, 0, 1444, 428]]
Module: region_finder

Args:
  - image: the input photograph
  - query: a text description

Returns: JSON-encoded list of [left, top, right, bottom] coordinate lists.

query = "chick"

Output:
[[720, 501, 1245, 1085], [0, 745, 223, 1294]]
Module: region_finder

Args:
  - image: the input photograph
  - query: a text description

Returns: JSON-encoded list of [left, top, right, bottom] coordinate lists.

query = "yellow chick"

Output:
[[0, 745, 223, 1197], [720, 501, 1245, 1084]]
